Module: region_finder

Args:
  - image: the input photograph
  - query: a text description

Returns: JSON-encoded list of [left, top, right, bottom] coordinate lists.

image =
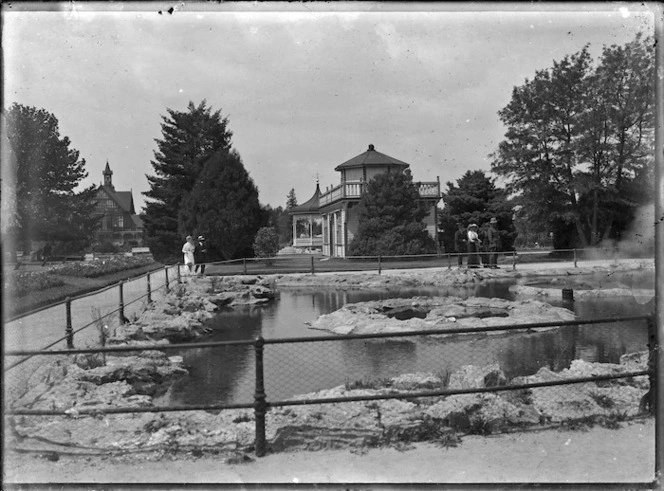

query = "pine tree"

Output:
[[348, 170, 436, 256], [143, 100, 232, 262], [178, 149, 262, 260], [4, 103, 98, 254], [286, 188, 298, 209]]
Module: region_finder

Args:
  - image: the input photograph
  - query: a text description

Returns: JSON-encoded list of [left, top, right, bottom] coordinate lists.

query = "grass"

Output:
[[5, 261, 164, 319]]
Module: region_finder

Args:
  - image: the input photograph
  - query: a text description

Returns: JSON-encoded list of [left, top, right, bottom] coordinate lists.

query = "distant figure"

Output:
[[41, 243, 52, 266], [466, 223, 482, 268], [194, 235, 208, 275], [486, 217, 502, 269], [453, 222, 467, 268], [479, 222, 491, 268], [182, 235, 196, 273]]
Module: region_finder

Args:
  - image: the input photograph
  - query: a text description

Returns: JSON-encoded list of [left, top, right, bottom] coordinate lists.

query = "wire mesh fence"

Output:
[[4, 315, 655, 458]]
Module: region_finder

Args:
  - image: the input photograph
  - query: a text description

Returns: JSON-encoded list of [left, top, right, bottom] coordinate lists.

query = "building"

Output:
[[91, 161, 145, 247], [291, 144, 441, 257], [290, 181, 323, 252]]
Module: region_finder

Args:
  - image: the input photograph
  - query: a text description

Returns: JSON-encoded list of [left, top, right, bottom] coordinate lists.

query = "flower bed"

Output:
[[49, 256, 155, 278], [9, 271, 66, 298]]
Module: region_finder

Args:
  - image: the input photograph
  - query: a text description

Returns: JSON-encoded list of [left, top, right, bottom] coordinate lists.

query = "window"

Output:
[[113, 215, 124, 228]]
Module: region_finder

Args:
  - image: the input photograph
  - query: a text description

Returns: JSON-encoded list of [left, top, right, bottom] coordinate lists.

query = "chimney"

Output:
[[368, 144, 375, 151]]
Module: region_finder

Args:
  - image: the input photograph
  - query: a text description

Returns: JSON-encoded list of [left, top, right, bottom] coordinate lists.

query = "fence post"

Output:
[[448, 253, 451, 269], [243, 258, 247, 275], [65, 297, 74, 349], [512, 251, 516, 271], [646, 315, 657, 416], [164, 266, 170, 293], [311, 256, 315, 275], [573, 249, 578, 268], [118, 281, 126, 325], [177, 263, 181, 284], [378, 255, 382, 275], [254, 335, 267, 457], [147, 272, 152, 304]]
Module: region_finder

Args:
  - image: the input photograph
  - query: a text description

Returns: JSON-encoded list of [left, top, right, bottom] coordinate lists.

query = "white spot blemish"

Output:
[[293, 477, 299, 483], [565, 438, 571, 446], [618, 7, 630, 18]]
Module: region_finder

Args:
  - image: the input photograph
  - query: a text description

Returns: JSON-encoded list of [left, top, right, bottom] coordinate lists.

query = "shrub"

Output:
[[253, 227, 280, 258]]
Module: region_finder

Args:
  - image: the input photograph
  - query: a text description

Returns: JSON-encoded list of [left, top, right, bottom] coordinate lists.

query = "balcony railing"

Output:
[[319, 180, 440, 207]]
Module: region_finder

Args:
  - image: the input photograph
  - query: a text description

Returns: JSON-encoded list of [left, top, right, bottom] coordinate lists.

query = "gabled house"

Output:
[[92, 162, 144, 246], [291, 144, 441, 257]]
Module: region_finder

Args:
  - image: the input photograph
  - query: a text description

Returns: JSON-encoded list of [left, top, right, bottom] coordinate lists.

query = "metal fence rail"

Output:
[[204, 248, 653, 276], [4, 314, 656, 459]]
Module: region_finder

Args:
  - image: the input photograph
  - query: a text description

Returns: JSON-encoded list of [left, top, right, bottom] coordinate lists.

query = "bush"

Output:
[[91, 240, 120, 253], [253, 227, 280, 258]]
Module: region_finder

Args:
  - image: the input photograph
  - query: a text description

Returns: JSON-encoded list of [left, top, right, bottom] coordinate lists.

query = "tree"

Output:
[[348, 170, 436, 256], [178, 149, 262, 260], [4, 103, 98, 255], [491, 35, 654, 248], [143, 100, 232, 262], [253, 227, 280, 258], [286, 188, 298, 209], [437, 170, 516, 253]]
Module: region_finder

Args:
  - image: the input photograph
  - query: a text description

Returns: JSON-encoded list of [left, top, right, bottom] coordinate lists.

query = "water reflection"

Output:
[[165, 274, 652, 406]]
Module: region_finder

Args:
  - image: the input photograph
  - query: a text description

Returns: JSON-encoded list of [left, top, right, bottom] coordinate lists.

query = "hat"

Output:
[[469, 223, 478, 229], [490, 217, 498, 224], [198, 235, 205, 240]]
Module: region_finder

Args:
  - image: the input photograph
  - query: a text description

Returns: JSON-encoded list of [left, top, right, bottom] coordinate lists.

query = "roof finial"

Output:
[[368, 144, 375, 151]]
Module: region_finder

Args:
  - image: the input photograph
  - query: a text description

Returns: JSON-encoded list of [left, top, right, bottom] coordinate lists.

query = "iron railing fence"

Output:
[[3, 265, 182, 418], [203, 248, 654, 276], [4, 314, 656, 459]]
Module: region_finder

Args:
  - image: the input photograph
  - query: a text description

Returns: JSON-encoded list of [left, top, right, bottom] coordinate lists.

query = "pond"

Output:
[[157, 273, 654, 407]]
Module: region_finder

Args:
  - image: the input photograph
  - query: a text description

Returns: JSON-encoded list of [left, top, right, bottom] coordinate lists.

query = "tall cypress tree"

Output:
[[143, 100, 232, 262], [178, 149, 262, 260]]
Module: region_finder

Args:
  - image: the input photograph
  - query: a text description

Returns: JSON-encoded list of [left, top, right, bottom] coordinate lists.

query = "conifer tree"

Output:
[[143, 100, 232, 262], [348, 170, 436, 256], [4, 103, 98, 254], [437, 170, 516, 253], [178, 149, 262, 260]]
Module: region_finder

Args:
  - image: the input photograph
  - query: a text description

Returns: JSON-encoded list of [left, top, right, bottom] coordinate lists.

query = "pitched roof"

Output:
[[131, 214, 144, 228], [289, 182, 321, 214], [335, 144, 410, 171], [98, 186, 136, 214]]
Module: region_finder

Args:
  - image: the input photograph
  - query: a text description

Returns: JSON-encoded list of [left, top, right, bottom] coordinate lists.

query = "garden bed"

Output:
[[5, 261, 165, 319]]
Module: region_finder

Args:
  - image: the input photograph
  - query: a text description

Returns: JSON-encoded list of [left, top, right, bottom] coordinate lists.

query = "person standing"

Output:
[[194, 235, 208, 275], [479, 222, 491, 268], [466, 223, 482, 268], [453, 222, 467, 268], [182, 235, 196, 273], [486, 217, 502, 269]]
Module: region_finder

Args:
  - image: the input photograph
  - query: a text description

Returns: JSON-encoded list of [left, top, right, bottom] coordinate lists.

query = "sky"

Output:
[[2, 2, 657, 214]]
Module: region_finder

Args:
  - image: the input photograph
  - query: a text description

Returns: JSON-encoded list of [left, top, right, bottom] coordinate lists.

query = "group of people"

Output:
[[453, 217, 501, 269], [182, 235, 208, 275]]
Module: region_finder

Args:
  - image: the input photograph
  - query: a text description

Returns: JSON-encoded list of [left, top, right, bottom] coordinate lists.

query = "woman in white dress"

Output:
[[182, 235, 196, 273]]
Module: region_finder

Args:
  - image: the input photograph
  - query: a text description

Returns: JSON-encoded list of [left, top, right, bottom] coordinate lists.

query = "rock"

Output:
[[308, 296, 574, 336], [448, 364, 507, 390]]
